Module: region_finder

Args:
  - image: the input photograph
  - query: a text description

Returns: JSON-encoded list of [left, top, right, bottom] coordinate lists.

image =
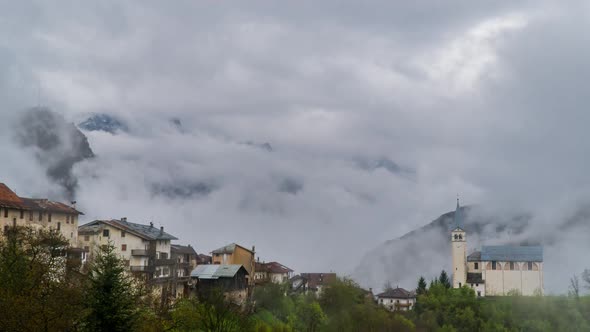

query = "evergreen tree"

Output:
[[417, 276, 427, 295], [438, 270, 451, 289], [83, 244, 142, 332]]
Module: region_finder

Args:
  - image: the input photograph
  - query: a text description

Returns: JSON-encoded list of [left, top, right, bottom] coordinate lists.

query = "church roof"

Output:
[[481, 245, 543, 262], [467, 251, 481, 262]]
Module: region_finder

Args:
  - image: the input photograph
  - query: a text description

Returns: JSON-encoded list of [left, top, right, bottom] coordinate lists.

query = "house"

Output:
[[197, 253, 212, 265], [171, 244, 198, 298], [290, 273, 337, 295], [78, 218, 178, 301], [190, 264, 250, 305], [376, 288, 416, 311], [451, 199, 544, 296], [254, 261, 294, 284], [0, 183, 83, 248], [211, 243, 255, 285]]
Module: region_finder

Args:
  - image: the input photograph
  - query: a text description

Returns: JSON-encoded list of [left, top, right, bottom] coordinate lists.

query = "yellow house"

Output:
[[0, 182, 83, 248], [211, 243, 255, 285]]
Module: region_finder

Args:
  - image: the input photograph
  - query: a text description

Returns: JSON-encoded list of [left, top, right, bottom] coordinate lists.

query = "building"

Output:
[[197, 253, 212, 265], [376, 288, 416, 311], [211, 243, 255, 285], [290, 273, 337, 295], [78, 218, 179, 301], [0, 183, 82, 247], [254, 261, 294, 284], [451, 199, 544, 296], [171, 244, 198, 299], [190, 264, 250, 305]]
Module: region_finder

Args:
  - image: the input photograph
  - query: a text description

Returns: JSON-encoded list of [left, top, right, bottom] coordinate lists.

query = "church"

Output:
[[451, 200, 544, 296]]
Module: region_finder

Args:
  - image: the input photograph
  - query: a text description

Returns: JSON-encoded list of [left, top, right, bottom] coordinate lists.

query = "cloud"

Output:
[[0, 0, 589, 293]]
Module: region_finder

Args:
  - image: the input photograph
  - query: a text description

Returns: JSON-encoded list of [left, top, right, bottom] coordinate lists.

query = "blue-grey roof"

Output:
[[481, 246, 543, 262], [79, 219, 178, 241], [190, 264, 247, 279]]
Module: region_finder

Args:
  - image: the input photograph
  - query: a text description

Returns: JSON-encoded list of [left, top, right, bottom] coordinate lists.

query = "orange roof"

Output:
[[0, 183, 26, 209]]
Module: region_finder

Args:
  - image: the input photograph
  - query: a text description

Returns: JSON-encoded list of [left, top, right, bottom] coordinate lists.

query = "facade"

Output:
[[254, 261, 294, 284], [0, 183, 83, 248], [78, 218, 179, 301], [211, 243, 256, 285], [171, 244, 198, 299], [376, 288, 416, 311], [197, 253, 212, 265], [290, 273, 337, 295], [190, 264, 250, 305], [451, 200, 544, 296]]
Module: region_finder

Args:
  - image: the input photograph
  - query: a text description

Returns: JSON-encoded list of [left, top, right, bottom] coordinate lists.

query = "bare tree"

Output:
[[582, 269, 590, 289], [569, 274, 580, 299]]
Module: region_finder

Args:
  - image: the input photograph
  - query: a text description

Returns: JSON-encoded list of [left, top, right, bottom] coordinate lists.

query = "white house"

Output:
[[376, 288, 416, 311]]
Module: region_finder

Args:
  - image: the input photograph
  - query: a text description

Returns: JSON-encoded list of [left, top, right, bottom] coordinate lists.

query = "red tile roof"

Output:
[[300, 273, 337, 289], [0, 183, 26, 209], [256, 261, 293, 274]]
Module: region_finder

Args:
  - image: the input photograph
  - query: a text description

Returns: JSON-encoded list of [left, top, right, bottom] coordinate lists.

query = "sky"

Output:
[[1, 1, 589, 293]]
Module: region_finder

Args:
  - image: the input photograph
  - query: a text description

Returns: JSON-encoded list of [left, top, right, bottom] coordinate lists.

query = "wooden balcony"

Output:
[[131, 249, 149, 256]]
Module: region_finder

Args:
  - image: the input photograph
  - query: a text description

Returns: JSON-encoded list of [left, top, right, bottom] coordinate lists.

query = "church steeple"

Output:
[[454, 195, 463, 230]]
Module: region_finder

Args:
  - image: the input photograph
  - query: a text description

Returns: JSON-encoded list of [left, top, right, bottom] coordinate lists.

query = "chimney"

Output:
[[160, 226, 164, 234], [150, 222, 154, 228], [369, 288, 373, 294], [121, 217, 127, 222], [252, 245, 255, 253], [257, 257, 260, 263]]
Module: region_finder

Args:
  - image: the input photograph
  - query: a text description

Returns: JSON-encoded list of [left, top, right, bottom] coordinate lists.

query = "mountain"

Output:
[[15, 107, 95, 199], [355, 157, 414, 176], [351, 206, 534, 292], [78, 114, 128, 134]]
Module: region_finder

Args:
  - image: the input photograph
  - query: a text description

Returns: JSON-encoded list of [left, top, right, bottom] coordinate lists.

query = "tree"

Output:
[[417, 276, 427, 295], [569, 275, 580, 300], [0, 226, 85, 332], [439, 270, 451, 289], [383, 280, 393, 292], [582, 269, 590, 289], [83, 243, 143, 332]]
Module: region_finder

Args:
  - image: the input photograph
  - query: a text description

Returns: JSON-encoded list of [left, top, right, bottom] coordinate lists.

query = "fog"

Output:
[[1, 1, 589, 294]]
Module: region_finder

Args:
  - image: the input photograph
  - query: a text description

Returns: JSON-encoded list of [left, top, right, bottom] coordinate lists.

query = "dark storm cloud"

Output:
[[0, 0, 589, 293]]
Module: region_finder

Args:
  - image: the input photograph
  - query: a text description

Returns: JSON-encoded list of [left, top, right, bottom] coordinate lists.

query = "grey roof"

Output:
[[376, 288, 415, 299], [467, 251, 481, 262], [171, 244, 197, 255], [190, 264, 247, 279], [453, 198, 464, 230], [481, 245, 543, 262], [78, 219, 178, 241], [211, 243, 254, 255]]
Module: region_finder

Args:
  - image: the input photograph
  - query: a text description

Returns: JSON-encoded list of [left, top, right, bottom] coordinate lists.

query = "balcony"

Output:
[[129, 265, 155, 273], [131, 249, 149, 256], [155, 258, 176, 266]]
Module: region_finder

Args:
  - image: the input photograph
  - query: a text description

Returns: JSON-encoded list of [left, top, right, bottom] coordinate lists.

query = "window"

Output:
[[84, 235, 89, 241], [70, 232, 73, 238], [19, 210, 24, 219], [48, 213, 52, 222], [66, 215, 70, 223], [477, 291, 481, 297], [38, 212, 42, 221], [29, 211, 33, 221], [510, 262, 515, 270], [459, 282, 462, 287], [492, 261, 497, 270], [476, 283, 479, 287], [84, 246, 89, 251], [103, 229, 110, 237], [4, 209, 7, 218], [474, 262, 479, 270], [122, 244, 127, 251], [57, 222, 61, 230], [121, 231, 126, 238], [528, 262, 533, 270]]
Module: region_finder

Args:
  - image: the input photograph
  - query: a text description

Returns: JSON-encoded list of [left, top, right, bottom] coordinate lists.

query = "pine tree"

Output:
[[83, 244, 142, 332], [438, 270, 451, 289], [417, 276, 427, 295]]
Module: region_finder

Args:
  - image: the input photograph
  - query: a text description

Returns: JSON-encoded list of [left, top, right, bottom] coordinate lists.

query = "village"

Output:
[[0, 180, 546, 313]]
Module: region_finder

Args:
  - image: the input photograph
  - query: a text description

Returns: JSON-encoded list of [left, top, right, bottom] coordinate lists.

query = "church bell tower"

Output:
[[451, 197, 466, 288]]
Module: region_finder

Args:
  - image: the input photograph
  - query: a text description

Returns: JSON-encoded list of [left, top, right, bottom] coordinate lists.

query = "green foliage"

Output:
[[438, 270, 451, 289], [83, 243, 144, 332], [0, 227, 85, 331], [417, 276, 427, 296]]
